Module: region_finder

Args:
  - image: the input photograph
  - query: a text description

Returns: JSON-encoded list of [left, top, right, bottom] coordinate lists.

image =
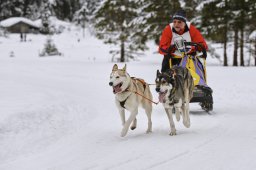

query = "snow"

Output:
[[0, 17, 39, 28], [34, 16, 73, 29], [0, 28, 256, 170], [249, 30, 256, 40], [196, 0, 216, 10]]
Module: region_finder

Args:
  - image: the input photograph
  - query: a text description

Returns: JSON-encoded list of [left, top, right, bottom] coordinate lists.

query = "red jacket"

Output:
[[159, 23, 208, 55]]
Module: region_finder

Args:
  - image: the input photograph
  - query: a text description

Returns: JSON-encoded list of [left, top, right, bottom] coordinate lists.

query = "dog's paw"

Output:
[[120, 128, 128, 137], [183, 120, 190, 128], [169, 131, 177, 136], [120, 132, 127, 137], [146, 129, 152, 134]]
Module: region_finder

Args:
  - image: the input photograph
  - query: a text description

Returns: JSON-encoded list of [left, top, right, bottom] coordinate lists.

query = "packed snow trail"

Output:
[[0, 34, 256, 170]]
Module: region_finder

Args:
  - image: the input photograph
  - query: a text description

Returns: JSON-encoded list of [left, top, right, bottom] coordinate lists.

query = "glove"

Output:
[[167, 44, 176, 54], [187, 46, 197, 54], [197, 45, 203, 52], [196, 43, 206, 52]]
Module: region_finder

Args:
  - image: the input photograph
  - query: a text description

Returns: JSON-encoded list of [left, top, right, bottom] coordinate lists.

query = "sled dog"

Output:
[[109, 64, 153, 137], [155, 66, 194, 135]]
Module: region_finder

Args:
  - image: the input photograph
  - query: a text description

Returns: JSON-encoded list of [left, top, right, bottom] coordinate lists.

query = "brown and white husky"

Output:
[[109, 64, 153, 137]]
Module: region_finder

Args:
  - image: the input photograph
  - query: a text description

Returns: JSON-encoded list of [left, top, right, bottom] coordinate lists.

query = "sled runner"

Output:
[[166, 38, 213, 112]]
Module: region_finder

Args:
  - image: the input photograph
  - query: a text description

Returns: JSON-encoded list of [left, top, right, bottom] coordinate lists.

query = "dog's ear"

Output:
[[156, 70, 160, 76], [169, 68, 176, 78], [112, 64, 118, 71], [173, 70, 177, 77], [122, 64, 127, 72]]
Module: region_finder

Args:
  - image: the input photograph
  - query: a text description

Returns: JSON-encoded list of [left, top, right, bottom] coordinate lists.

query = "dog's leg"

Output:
[[121, 109, 138, 137], [183, 89, 191, 128], [130, 118, 137, 130], [165, 108, 176, 136], [184, 100, 190, 128], [181, 102, 185, 117], [119, 108, 125, 126], [180, 100, 188, 127], [145, 106, 152, 133], [174, 107, 181, 121], [174, 99, 182, 122], [181, 102, 188, 128], [181, 103, 189, 127], [142, 88, 153, 134]]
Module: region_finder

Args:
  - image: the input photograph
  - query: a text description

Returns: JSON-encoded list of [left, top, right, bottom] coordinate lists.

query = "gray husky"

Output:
[[155, 66, 194, 135], [109, 64, 153, 137]]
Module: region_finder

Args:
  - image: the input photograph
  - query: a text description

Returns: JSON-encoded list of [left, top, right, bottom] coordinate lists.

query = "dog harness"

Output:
[[119, 78, 147, 109], [119, 93, 131, 109], [131, 77, 147, 92], [168, 87, 179, 105]]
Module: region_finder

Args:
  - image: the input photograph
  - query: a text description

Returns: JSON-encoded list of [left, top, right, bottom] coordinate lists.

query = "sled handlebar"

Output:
[[167, 42, 207, 59]]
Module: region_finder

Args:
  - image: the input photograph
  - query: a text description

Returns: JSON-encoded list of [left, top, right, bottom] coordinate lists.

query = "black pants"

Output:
[[161, 55, 181, 72]]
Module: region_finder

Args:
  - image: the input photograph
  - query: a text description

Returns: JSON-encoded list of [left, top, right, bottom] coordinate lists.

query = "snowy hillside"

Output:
[[0, 30, 256, 170]]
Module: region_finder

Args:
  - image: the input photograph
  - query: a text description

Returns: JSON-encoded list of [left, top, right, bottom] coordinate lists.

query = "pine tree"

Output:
[[248, 0, 256, 32], [53, 0, 81, 21], [40, 36, 61, 56], [94, 0, 147, 62], [53, 0, 71, 21], [183, 0, 198, 21], [40, 0, 52, 34], [0, 0, 22, 19], [73, 0, 102, 35], [218, 0, 229, 67], [229, 0, 253, 66], [141, 0, 181, 44], [22, 0, 42, 18], [0, 0, 43, 20], [201, 0, 231, 66], [0, 1, 9, 20], [247, 0, 256, 66], [233, 0, 246, 66], [74, 0, 101, 22], [28, 0, 43, 20], [21, 0, 32, 17]]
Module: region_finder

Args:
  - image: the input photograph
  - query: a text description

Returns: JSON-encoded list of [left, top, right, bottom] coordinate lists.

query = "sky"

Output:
[[0, 23, 256, 170]]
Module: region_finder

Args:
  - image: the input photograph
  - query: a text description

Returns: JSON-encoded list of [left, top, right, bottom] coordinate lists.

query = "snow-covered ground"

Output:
[[0, 30, 256, 170]]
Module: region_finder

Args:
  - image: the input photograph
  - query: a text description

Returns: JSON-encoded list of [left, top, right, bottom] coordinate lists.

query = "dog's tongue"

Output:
[[158, 92, 166, 103], [113, 84, 122, 94]]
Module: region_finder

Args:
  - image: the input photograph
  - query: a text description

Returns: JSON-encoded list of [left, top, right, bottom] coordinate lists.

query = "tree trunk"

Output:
[[240, 29, 244, 66], [223, 11, 228, 67], [120, 40, 125, 62], [255, 40, 256, 66], [223, 0, 228, 66], [224, 40, 228, 66], [233, 29, 238, 66]]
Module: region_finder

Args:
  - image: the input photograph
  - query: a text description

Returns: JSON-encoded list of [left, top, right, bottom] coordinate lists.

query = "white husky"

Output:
[[109, 64, 153, 137]]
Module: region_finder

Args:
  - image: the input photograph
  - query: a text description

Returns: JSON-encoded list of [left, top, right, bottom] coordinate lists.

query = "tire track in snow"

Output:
[[144, 114, 229, 170], [103, 155, 143, 170], [146, 150, 190, 170]]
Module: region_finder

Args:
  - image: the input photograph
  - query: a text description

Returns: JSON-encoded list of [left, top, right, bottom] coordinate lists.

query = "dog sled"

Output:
[[166, 38, 213, 112]]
